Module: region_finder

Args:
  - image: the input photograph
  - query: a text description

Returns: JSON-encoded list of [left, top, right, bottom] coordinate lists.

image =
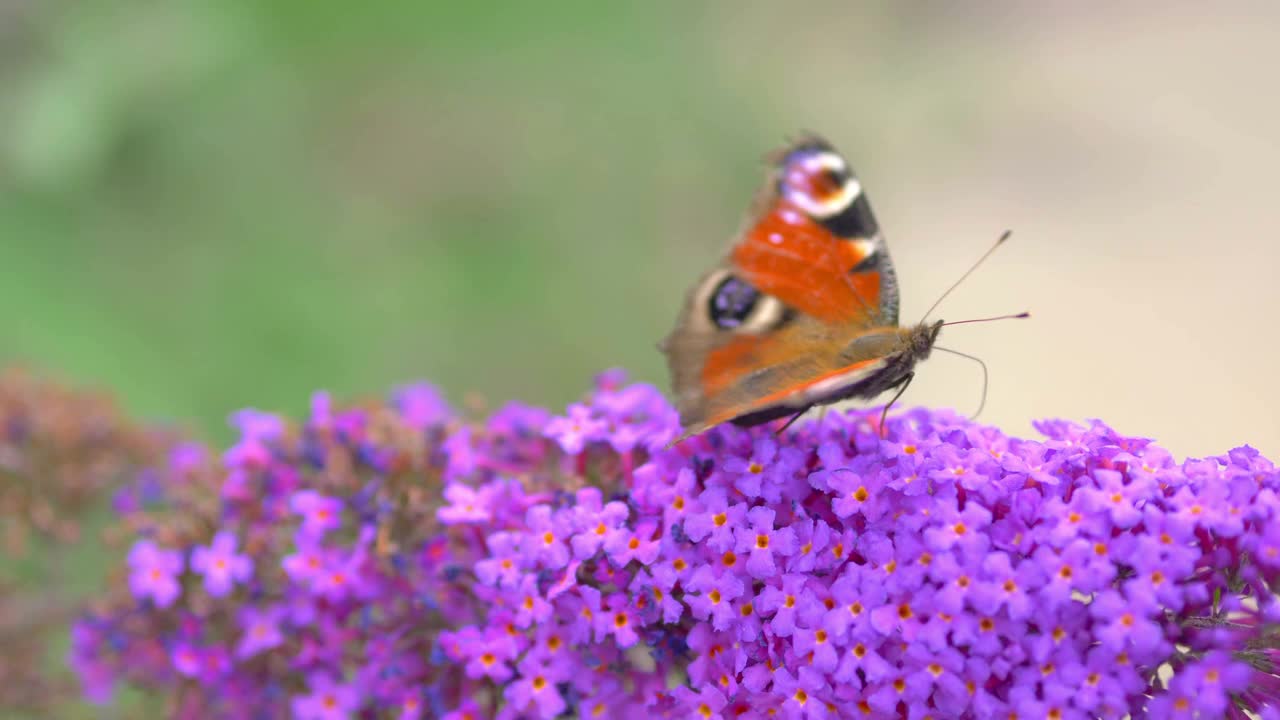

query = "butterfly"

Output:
[[661, 133, 972, 443]]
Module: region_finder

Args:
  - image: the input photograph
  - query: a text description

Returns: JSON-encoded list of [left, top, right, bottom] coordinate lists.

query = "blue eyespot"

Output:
[[708, 276, 760, 329]]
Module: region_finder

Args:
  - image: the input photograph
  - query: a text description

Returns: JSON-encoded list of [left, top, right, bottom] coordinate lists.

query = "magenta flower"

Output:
[[756, 573, 813, 637], [72, 374, 1280, 718], [543, 402, 605, 454], [190, 530, 253, 597], [505, 656, 568, 719], [223, 408, 283, 469], [733, 506, 798, 579], [126, 539, 184, 608], [599, 592, 641, 647], [523, 505, 571, 569], [235, 604, 285, 659], [670, 685, 728, 720], [461, 627, 518, 683], [686, 565, 746, 631], [281, 533, 330, 588], [475, 531, 524, 588], [570, 495, 629, 559], [603, 520, 660, 567], [170, 643, 202, 678], [511, 573, 553, 628], [292, 673, 360, 720], [436, 481, 493, 525], [391, 382, 450, 430], [683, 487, 747, 552], [290, 489, 344, 537]]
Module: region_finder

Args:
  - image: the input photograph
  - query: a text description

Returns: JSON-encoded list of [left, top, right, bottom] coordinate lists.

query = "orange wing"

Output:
[[732, 202, 882, 324]]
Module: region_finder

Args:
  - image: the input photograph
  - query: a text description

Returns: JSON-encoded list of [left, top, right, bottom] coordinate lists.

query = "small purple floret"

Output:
[[190, 530, 253, 598]]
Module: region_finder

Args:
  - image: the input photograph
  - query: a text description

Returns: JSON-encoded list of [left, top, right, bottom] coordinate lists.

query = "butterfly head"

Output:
[[909, 319, 945, 359]]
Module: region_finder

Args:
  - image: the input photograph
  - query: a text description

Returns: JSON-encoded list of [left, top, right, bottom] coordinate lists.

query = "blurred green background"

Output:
[[2, 1, 1278, 455], [2, 2, 1280, 716]]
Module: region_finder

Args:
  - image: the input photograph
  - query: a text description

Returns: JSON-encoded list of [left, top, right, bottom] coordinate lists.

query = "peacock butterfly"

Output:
[[660, 133, 1015, 443]]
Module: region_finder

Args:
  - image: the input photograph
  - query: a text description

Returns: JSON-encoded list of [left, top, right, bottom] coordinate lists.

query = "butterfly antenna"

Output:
[[933, 345, 989, 420], [941, 312, 1031, 327], [920, 229, 1013, 324]]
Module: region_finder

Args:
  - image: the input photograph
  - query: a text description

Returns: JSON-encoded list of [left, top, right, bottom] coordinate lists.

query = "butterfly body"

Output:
[[661, 135, 942, 442]]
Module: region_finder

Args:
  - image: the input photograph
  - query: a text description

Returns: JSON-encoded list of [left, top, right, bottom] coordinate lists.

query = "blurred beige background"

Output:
[[0, 1, 1275, 461]]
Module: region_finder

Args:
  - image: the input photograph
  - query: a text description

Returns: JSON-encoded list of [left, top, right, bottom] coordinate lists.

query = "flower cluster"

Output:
[[73, 371, 1280, 718], [0, 368, 174, 715], [0, 367, 174, 554]]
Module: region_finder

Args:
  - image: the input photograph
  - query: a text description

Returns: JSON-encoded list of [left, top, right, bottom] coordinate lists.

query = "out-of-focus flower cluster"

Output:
[[0, 367, 172, 553], [0, 368, 175, 713], [73, 370, 1280, 718]]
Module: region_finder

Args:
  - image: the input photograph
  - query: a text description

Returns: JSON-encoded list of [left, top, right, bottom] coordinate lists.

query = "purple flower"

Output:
[[683, 487, 747, 553], [543, 402, 605, 454], [1079, 468, 1147, 528], [462, 627, 518, 683], [505, 656, 568, 719], [171, 643, 202, 678], [599, 593, 641, 648], [475, 531, 524, 588], [437, 481, 493, 524], [603, 520, 660, 567], [190, 530, 253, 597], [733, 506, 797, 579], [291, 490, 344, 537], [1091, 589, 1167, 660], [825, 565, 882, 642], [686, 565, 745, 631], [570, 497, 629, 559], [391, 382, 450, 430], [523, 505, 571, 569], [654, 467, 701, 533], [967, 551, 1041, 621], [756, 574, 812, 638], [441, 700, 484, 720], [292, 673, 360, 720], [223, 409, 282, 468], [512, 574, 553, 628], [785, 514, 832, 574], [820, 463, 891, 522], [168, 441, 207, 477], [443, 426, 478, 480], [723, 436, 778, 499], [672, 685, 729, 719], [69, 621, 116, 704], [792, 617, 839, 673], [282, 533, 330, 588], [126, 539, 184, 608], [313, 550, 370, 602], [236, 604, 285, 659]]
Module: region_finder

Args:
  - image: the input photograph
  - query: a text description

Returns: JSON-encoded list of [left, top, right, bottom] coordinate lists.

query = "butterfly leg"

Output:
[[877, 372, 915, 439], [775, 404, 815, 436]]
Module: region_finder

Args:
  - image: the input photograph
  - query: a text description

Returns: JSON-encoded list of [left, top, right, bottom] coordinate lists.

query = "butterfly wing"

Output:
[[663, 311, 908, 439], [662, 134, 908, 438], [732, 134, 899, 327]]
